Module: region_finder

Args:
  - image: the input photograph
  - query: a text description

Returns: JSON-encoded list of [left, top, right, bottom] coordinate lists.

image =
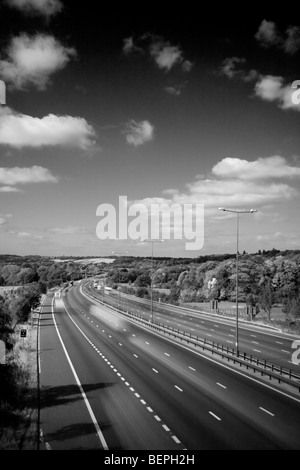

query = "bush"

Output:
[[136, 287, 149, 298]]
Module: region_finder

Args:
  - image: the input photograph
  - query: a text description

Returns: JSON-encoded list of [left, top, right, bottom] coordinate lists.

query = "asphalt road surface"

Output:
[[89, 285, 300, 372], [38, 285, 300, 450]]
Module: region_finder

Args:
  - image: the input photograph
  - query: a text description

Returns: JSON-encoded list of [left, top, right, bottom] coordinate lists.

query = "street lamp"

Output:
[[143, 239, 164, 323], [218, 208, 257, 356], [112, 251, 128, 311]]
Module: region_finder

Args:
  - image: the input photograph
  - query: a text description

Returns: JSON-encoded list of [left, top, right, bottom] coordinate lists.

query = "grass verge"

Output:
[[0, 321, 38, 450]]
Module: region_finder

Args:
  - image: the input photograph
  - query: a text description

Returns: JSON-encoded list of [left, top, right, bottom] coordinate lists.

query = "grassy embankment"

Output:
[[0, 318, 39, 450]]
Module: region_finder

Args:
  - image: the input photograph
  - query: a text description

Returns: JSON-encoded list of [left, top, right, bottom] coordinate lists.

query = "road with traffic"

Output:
[[90, 286, 300, 372], [38, 283, 300, 450]]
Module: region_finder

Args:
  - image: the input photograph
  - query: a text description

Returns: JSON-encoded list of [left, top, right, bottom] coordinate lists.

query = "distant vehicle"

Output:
[[104, 286, 112, 295]]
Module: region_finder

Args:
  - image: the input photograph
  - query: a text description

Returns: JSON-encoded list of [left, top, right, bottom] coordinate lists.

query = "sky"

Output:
[[0, 1, 300, 258]]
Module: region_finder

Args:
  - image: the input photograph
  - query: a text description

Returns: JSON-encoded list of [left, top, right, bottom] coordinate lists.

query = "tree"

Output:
[[0, 295, 12, 345], [136, 287, 149, 298], [9, 296, 32, 327], [272, 260, 299, 303], [282, 296, 300, 322], [169, 283, 181, 304], [258, 279, 275, 321], [135, 272, 151, 288]]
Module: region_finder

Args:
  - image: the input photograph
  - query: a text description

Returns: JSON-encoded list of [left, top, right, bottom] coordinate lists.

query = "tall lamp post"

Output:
[[112, 251, 128, 311], [143, 239, 164, 323], [218, 208, 257, 357]]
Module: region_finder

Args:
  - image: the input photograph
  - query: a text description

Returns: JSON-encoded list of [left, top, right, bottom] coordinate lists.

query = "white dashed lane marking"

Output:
[[259, 407, 275, 417], [209, 412, 221, 421], [216, 382, 227, 389], [67, 296, 186, 448]]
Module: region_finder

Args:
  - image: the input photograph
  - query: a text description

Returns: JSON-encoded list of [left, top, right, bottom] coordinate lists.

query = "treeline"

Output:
[[0, 259, 103, 288], [105, 250, 300, 322]]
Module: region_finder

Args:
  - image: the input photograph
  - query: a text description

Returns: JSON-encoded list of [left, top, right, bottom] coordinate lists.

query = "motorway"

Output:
[[90, 286, 300, 372], [38, 283, 300, 450]]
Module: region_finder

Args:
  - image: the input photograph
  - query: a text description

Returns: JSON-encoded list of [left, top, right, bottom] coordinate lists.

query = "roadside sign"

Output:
[[20, 329, 27, 338]]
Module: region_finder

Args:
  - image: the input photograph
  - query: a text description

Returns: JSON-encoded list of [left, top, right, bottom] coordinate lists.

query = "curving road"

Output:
[[38, 284, 300, 450], [89, 285, 300, 372]]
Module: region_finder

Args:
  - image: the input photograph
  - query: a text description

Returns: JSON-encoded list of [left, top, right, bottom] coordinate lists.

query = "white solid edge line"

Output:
[[51, 297, 109, 450]]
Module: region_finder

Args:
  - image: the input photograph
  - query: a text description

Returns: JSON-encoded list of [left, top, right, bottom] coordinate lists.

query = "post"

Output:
[[112, 251, 128, 312], [0, 80, 6, 105], [218, 208, 257, 359], [118, 267, 121, 311], [236, 212, 239, 357], [142, 239, 164, 323], [151, 242, 154, 323]]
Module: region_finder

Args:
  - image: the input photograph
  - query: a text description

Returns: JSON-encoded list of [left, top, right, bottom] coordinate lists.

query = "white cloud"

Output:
[[164, 86, 181, 96], [131, 156, 300, 221], [256, 231, 300, 246], [124, 120, 154, 146], [0, 33, 76, 90], [220, 59, 299, 112], [164, 82, 188, 96], [50, 226, 88, 235], [150, 42, 183, 71], [122, 36, 142, 55], [123, 37, 135, 54], [255, 20, 280, 47], [254, 75, 300, 111], [134, 179, 296, 213], [212, 156, 300, 180], [124, 34, 193, 75], [5, 0, 63, 17], [220, 57, 246, 78], [284, 26, 300, 55], [0, 166, 58, 185], [181, 60, 193, 73], [220, 57, 258, 82], [184, 179, 296, 208], [255, 20, 300, 55], [0, 107, 96, 149], [0, 186, 20, 192], [17, 231, 31, 238]]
